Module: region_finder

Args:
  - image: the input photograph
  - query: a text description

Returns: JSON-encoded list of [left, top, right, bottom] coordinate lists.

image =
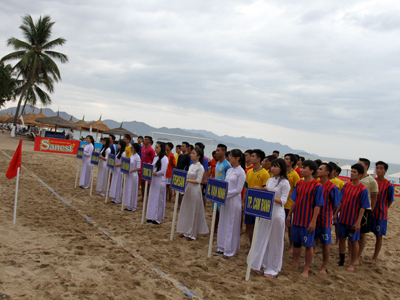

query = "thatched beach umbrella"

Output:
[[23, 111, 38, 126], [103, 123, 137, 139], [36, 112, 77, 131], [81, 116, 110, 140], [6, 114, 21, 124], [0, 113, 11, 124]]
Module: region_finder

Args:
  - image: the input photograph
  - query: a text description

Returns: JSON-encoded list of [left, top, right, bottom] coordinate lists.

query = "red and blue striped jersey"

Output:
[[373, 179, 395, 220], [338, 182, 369, 226], [317, 181, 340, 228], [291, 180, 324, 227]]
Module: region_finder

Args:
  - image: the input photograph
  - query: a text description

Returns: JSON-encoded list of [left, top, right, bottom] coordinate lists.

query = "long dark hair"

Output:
[[193, 147, 204, 166], [155, 141, 166, 171], [230, 149, 245, 170], [100, 138, 110, 156], [271, 158, 288, 186], [131, 143, 140, 154], [87, 135, 95, 146], [117, 139, 126, 159]]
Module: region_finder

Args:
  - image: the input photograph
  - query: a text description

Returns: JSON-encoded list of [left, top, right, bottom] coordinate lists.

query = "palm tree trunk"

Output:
[[21, 98, 28, 116]]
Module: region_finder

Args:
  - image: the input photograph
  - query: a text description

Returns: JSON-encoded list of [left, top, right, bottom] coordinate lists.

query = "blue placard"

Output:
[[244, 189, 275, 220], [80, 141, 103, 153], [76, 147, 84, 159], [121, 157, 130, 175], [170, 169, 188, 193], [141, 163, 153, 182], [205, 177, 228, 205], [91, 152, 100, 166], [107, 154, 115, 169]]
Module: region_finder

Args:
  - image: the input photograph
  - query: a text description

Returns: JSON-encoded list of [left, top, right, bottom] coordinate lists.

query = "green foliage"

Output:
[[0, 62, 17, 107], [1, 14, 68, 124]]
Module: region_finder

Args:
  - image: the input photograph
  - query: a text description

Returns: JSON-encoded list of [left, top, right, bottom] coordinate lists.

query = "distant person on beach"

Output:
[[123, 143, 141, 211], [249, 158, 289, 278], [174, 145, 181, 167], [355, 158, 378, 265], [286, 160, 323, 278], [177, 147, 208, 240], [329, 162, 344, 192], [96, 138, 111, 196], [262, 155, 277, 176], [146, 141, 168, 224], [210, 151, 217, 178], [137, 136, 143, 158], [245, 149, 253, 173], [298, 156, 304, 169], [109, 140, 127, 204], [165, 142, 176, 203], [123, 134, 132, 158], [215, 149, 246, 259], [66, 129, 74, 140], [273, 150, 279, 158], [79, 135, 94, 189], [214, 144, 232, 232], [176, 142, 191, 205], [109, 134, 117, 155], [333, 163, 369, 272], [284, 153, 301, 253], [242, 149, 268, 253], [315, 163, 340, 274], [194, 142, 210, 208], [294, 155, 301, 177], [140, 136, 155, 201], [371, 161, 395, 262]]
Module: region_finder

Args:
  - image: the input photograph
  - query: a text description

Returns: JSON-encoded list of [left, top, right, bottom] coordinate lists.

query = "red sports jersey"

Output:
[[291, 180, 324, 227], [373, 179, 395, 220], [317, 181, 340, 228], [295, 166, 301, 177], [338, 183, 369, 226]]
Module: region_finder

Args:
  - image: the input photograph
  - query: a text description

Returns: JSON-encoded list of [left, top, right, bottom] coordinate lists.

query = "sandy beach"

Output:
[[1, 133, 399, 299]]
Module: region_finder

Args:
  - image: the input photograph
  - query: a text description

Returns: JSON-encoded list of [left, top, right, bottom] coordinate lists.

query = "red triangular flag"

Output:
[[6, 139, 22, 179]]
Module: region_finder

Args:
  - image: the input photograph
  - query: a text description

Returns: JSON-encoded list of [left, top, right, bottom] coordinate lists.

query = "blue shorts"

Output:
[[244, 214, 256, 225], [370, 218, 387, 236], [291, 225, 315, 248], [315, 227, 332, 245], [337, 223, 360, 242]]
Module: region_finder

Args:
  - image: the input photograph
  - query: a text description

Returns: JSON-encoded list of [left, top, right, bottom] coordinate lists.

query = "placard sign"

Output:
[[205, 177, 228, 205], [76, 147, 84, 159], [90, 152, 100, 166], [107, 154, 115, 169], [170, 169, 187, 193], [141, 163, 153, 182], [121, 157, 130, 175], [244, 189, 275, 220]]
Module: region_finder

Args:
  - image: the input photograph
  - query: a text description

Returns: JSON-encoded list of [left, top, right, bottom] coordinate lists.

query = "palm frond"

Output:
[[6, 38, 32, 50], [44, 50, 68, 63], [1, 50, 27, 62], [43, 38, 67, 50], [34, 85, 51, 105]]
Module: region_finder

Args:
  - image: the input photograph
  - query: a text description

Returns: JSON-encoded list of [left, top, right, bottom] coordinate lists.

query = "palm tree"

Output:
[[0, 62, 17, 107], [1, 14, 68, 133]]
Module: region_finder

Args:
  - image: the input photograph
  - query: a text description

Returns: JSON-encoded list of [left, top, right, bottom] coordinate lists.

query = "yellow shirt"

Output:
[[174, 153, 180, 167], [284, 169, 301, 209], [244, 168, 270, 189], [330, 177, 344, 192], [125, 146, 132, 158]]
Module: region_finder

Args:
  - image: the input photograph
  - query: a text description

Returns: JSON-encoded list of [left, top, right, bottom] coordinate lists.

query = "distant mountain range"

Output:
[[1, 106, 312, 156]]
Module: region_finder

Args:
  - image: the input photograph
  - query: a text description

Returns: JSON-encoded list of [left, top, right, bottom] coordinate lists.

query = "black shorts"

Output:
[[360, 209, 372, 234]]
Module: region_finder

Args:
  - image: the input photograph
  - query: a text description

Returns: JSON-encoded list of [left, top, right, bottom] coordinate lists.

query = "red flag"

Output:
[[6, 139, 22, 179]]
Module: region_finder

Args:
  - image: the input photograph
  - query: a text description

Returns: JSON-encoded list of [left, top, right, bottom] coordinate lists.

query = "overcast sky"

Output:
[[1, 0, 400, 163]]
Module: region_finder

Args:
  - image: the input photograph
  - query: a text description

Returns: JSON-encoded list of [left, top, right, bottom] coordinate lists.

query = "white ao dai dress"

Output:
[[109, 152, 126, 203], [96, 148, 111, 196], [123, 153, 141, 211], [79, 143, 94, 189]]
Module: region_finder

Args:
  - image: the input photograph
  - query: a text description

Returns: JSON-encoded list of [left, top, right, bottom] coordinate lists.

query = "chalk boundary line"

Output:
[[1, 149, 201, 299]]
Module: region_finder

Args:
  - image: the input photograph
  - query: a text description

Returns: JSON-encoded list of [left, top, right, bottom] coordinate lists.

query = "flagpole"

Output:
[[13, 167, 20, 225]]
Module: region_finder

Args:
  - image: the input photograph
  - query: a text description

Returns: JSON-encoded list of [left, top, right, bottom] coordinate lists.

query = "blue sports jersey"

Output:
[[215, 159, 231, 181]]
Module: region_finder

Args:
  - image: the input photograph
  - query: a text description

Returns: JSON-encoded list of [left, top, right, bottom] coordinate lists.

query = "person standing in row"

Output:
[[177, 148, 209, 241], [165, 142, 176, 203], [96, 138, 110, 196], [123, 134, 133, 158], [146, 141, 168, 225], [215, 149, 246, 259], [250, 158, 290, 278], [123, 143, 141, 212], [109, 140, 126, 204], [140, 136, 155, 201], [174, 145, 181, 167], [79, 135, 94, 189]]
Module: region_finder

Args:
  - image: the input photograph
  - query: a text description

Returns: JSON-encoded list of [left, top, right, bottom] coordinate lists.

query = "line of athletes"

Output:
[[91, 135, 395, 279]]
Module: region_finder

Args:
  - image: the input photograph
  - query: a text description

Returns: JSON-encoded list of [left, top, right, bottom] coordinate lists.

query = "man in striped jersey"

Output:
[[333, 163, 369, 272], [371, 161, 395, 262], [286, 160, 324, 278], [316, 163, 340, 274]]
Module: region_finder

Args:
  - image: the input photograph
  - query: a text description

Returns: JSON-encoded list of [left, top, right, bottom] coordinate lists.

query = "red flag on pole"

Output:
[[6, 139, 22, 179]]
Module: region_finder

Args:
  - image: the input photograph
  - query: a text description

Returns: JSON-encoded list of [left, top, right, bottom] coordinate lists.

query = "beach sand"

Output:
[[1, 133, 399, 299]]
